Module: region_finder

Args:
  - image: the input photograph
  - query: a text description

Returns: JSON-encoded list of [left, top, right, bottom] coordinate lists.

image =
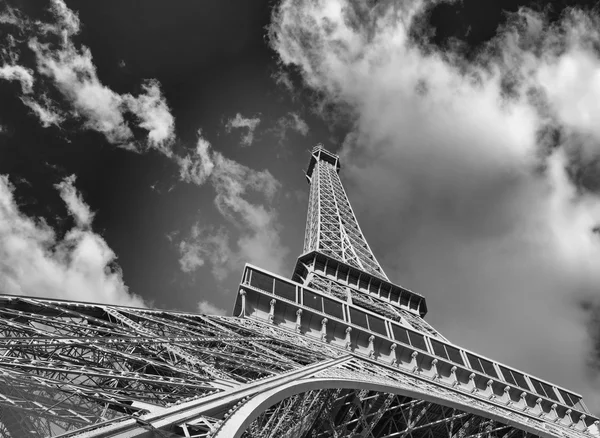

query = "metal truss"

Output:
[[244, 388, 529, 438], [234, 357, 596, 438], [0, 296, 331, 437], [0, 297, 597, 437], [304, 147, 389, 281]]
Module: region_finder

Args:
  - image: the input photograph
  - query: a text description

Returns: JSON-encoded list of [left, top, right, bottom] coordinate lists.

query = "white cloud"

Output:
[[55, 175, 94, 227], [0, 174, 145, 307], [0, 5, 25, 28], [44, 0, 81, 35], [197, 299, 227, 316], [225, 113, 261, 146], [177, 131, 215, 186], [270, 0, 600, 411], [29, 37, 130, 145], [21, 95, 64, 127], [271, 111, 309, 144], [272, 69, 294, 93], [123, 79, 175, 156], [0, 0, 175, 151], [0, 64, 34, 93], [179, 225, 231, 280], [176, 132, 289, 281]]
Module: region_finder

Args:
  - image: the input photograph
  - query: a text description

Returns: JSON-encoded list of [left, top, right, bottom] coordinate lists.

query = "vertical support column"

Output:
[[468, 373, 477, 394], [410, 351, 419, 374], [295, 309, 302, 333], [504, 387, 514, 407], [238, 290, 247, 317], [563, 409, 574, 427], [450, 366, 459, 387], [389, 343, 397, 366], [268, 299, 276, 324], [535, 398, 544, 417], [431, 359, 440, 381], [485, 379, 495, 400], [576, 415, 587, 431], [518, 392, 528, 411], [368, 335, 375, 358], [320, 318, 328, 341], [344, 327, 352, 350]]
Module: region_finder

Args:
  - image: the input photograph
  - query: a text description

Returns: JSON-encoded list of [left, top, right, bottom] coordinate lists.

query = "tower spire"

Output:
[[303, 145, 389, 280]]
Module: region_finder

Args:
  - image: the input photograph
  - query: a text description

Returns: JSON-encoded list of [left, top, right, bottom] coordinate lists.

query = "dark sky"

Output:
[[1, 0, 599, 414]]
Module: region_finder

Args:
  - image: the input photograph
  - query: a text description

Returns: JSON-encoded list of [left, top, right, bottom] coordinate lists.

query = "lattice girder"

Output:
[[0, 296, 331, 437], [303, 147, 389, 280]]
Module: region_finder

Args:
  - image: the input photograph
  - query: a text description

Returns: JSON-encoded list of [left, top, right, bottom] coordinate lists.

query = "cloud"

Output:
[[42, 0, 81, 35], [21, 95, 64, 127], [0, 64, 34, 93], [176, 132, 289, 281], [123, 79, 176, 156], [271, 111, 309, 144], [197, 299, 227, 316], [270, 0, 600, 412], [0, 0, 175, 152], [0, 174, 145, 307], [0, 4, 25, 29], [177, 131, 215, 186], [225, 113, 261, 146], [29, 34, 175, 150], [272, 69, 295, 95], [178, 224, 231, 280], [55, 174, 94, 227]]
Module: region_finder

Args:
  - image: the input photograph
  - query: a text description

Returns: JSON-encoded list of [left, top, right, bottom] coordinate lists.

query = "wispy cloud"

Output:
[[178, 224, 231, 280], [225, 112, 261, 147], [270, 0, 600, 411], [0, 0, 175, 153], [177, 131, 215, 186], [21, 94, 64, 127], [0, 174, 145, 307], [272, 69, 294, 94], [123, 79, 175, 156], [175, 132, 289, 281], [271, 111, 309, 144], [0, 64, 34, 93]]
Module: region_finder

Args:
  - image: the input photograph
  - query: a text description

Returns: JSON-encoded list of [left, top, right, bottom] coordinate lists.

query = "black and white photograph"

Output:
[[0, 0, 599, 436]]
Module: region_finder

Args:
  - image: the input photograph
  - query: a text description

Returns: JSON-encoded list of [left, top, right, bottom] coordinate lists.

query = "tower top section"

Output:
[[306, 144, 340, 181], [301, 144, 389, 282], [296, 143, 428, 318]]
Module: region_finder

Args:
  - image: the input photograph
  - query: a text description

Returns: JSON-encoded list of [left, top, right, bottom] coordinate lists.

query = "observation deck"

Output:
[[234, 264, 598, 432]]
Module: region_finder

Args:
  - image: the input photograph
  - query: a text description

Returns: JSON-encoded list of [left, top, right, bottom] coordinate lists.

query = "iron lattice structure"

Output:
[[0, 145, 598, 438]]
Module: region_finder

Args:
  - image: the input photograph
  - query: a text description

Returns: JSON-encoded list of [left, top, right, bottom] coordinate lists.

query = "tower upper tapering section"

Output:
[[303, 145, 389, 281]]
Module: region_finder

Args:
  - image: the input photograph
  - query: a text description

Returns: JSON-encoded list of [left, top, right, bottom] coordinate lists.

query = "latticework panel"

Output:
[[0, 296, 331, 437], [244, 388, 539, 438], [304, 150, 389, 281]]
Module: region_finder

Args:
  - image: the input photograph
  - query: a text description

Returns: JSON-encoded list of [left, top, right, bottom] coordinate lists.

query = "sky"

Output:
[[0, 0, 599, 414]]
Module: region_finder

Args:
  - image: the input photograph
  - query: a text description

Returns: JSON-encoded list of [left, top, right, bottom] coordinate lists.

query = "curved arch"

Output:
[[214, 377, 561, 438]]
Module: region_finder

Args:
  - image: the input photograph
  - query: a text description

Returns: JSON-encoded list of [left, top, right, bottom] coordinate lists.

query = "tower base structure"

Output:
[[0, 288, 597, 437]]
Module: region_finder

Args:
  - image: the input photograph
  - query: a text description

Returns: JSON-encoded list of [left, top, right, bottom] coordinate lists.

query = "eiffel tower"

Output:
[[0, 145, 598, 438]]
